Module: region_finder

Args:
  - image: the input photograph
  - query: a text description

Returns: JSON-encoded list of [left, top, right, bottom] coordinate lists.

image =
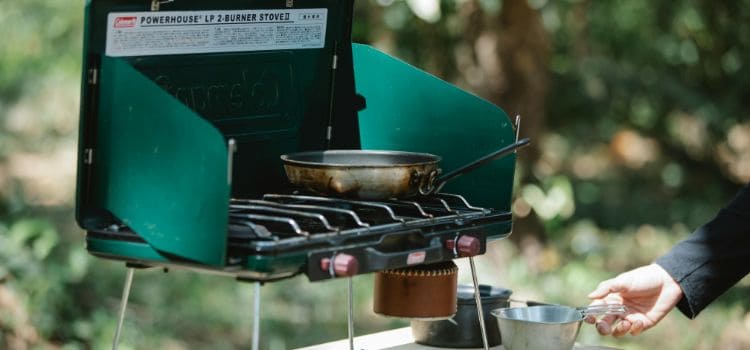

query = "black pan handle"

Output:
[[429, 138, 531, 194]]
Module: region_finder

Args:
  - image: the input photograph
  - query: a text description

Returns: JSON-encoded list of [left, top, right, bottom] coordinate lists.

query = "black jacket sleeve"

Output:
[[655, 183, 750, 318]]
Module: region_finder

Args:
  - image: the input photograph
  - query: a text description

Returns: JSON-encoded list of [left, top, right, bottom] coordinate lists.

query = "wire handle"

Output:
[[576, 304, 627, 317]]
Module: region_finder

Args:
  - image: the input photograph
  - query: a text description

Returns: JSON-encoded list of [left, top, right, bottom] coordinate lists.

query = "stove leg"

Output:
[[347, 277, 354, 350], [469, 257, 489, 350], [112, 267, 134, 350], [252, 282, 261, 350]]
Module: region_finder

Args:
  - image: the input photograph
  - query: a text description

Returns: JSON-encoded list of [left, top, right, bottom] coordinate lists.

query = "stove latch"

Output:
[[445, 235, 481, 257]]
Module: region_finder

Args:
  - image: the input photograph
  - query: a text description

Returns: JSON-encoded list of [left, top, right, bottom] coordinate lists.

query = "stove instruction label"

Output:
[[105, 9, 328, 57]]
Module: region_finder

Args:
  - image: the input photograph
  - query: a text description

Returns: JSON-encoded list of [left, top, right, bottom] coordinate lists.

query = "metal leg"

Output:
[[112, 268, 135, 350], [347, 277, 354, 350], [469, 257, 489, 350], [252, 282, 261, 350]]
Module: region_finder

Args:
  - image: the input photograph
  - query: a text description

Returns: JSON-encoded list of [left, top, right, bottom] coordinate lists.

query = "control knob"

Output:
[[445, 235, 481, 257], [320, 253, 359, 277]]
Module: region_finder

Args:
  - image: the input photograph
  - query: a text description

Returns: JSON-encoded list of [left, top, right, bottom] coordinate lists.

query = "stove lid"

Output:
[[76, 0, 359, 266]]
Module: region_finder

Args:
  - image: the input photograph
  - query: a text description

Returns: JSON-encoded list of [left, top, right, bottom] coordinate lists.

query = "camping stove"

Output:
[[76, 0, 521, 348]]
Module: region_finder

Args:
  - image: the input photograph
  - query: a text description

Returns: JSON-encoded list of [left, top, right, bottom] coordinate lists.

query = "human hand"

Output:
[[585, 264, 683, 337]]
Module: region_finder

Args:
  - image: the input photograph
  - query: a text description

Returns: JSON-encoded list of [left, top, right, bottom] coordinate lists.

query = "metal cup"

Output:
[[492, 304, 626, 350]]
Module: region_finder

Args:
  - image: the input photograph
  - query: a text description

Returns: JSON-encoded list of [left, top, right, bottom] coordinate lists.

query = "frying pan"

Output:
[[281, 138, 530, 200]]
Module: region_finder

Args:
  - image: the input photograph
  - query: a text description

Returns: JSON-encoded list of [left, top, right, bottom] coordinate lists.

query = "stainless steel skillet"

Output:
[[281, 138, 530, 200]]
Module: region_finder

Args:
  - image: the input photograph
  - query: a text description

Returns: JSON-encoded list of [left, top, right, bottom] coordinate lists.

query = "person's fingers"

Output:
[[595, 320, 611, 335], [584, 314, 597, 324], [624, 314, 651, 336], [595, 314, 619, 335], [587, 280, 613, 299], [612, 319, 631, 337], [588, 278, 628, 299], [629, 320, 645, 336]]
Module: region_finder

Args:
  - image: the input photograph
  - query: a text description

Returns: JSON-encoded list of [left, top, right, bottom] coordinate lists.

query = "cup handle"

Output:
[[577, 304, 627, 317]]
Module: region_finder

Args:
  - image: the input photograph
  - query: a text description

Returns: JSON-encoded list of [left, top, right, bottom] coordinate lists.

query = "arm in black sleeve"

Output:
[[655, 183, 750, 318]]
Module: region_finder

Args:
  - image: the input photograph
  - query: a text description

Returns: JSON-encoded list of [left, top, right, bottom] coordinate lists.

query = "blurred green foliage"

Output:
[[1, 0, 749, 349]]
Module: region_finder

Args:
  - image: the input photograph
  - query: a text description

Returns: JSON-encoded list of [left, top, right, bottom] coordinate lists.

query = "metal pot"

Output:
[[281, 138, 529, 200], [411, 284, 512, 348], [492, 304, 626, 350]]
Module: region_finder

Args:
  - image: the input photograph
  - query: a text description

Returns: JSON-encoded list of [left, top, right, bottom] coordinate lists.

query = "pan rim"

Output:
[[491, 305, 584, 325], [281, 149, 442, 168]]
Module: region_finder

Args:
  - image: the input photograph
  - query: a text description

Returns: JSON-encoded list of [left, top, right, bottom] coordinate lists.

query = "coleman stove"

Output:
[[76, 1, 522, 349]]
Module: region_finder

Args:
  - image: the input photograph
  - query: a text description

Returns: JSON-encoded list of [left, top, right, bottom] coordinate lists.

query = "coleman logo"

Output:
[[406, 251, 426, 265], [114, 16, 137, 28]]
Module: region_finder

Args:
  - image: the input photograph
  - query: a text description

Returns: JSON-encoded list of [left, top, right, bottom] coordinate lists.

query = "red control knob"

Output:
[[320, 254, 359, 277], [333, 254, 359, 276], [457, 235, 481, 257]]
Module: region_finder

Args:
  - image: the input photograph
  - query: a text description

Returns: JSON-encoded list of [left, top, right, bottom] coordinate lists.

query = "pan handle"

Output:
[[428, 138, 531, 194], [417, 169, 440, 196]]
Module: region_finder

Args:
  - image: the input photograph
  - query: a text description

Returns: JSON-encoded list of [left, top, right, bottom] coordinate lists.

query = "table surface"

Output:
[[296, 327, 621, 350]]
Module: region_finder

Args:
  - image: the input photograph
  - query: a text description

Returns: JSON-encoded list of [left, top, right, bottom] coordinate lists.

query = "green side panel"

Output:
[[87, 237, 170, 263], [95, 57, 229, 266], [352, 44, 517, 210], [487, 221, 514, 240]]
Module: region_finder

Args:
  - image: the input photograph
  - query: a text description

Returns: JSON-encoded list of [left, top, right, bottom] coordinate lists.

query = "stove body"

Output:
[[77, 0, 519, 282]]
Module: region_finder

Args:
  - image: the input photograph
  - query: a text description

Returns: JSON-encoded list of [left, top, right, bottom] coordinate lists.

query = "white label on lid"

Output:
[[105, 9, 328, 57]]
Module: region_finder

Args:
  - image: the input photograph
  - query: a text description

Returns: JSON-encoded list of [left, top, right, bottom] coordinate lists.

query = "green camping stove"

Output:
[[76, 0, 522, 348]]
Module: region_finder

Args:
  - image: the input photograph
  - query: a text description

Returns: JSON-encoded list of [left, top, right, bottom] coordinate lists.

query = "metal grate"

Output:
[[228, 193, 490, 240]]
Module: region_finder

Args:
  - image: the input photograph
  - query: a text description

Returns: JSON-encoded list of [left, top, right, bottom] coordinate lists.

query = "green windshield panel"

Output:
[[94, 57, 229, 266], [352, 44, 516, 210]]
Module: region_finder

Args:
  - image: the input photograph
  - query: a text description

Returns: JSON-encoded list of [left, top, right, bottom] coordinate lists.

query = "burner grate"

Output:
[[228, 193, 489, 240], [85, 192, 511, 281]]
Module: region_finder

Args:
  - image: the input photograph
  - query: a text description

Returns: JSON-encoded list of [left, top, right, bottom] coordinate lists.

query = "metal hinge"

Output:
[[332, 54, 338, 70], [87, 68, 98, 85], [84, 148, 94, 165], [151, 0, 174, 11], [514, 115, 522, 152], [326, 126, 333, 141], [227, 139, 237, 186], [515, 115, 521, 139]]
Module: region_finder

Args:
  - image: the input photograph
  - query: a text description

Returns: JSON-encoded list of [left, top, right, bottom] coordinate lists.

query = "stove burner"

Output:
[[87, 192, 511, 282]]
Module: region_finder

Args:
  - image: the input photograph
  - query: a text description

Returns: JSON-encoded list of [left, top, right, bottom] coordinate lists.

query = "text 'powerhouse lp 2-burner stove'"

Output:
[[76, 0, 522, 348]]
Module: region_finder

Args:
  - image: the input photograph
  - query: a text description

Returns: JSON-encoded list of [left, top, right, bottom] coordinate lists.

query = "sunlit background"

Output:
[[1, 0, 749, 349]]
